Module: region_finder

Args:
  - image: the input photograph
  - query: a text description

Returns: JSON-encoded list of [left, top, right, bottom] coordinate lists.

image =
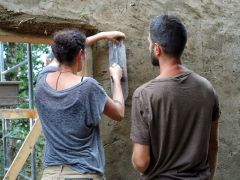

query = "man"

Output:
[[130, 15, 220, 180]]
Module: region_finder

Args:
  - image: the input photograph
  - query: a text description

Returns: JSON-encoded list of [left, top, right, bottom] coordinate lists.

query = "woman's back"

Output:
[[46, 69, 83, 91], [35, 66, 108, 174], [35, 29, 125, 179]]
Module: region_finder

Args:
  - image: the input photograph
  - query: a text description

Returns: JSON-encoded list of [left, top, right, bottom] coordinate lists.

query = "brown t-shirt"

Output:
[[131, 71, 220, 180]]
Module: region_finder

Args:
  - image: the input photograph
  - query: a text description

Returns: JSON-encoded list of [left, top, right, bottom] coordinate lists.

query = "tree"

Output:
[[0, 42, 50, 179]]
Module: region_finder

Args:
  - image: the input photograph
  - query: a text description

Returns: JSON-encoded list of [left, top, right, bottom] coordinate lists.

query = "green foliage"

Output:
[[0, 42, 50, 178], [3, 43, 47, 107]]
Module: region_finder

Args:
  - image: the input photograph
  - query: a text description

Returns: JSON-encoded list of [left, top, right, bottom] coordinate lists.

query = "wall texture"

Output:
[[0, 0, 240, 179]]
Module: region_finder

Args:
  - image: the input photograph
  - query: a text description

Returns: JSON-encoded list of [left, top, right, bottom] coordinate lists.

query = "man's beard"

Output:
[[151, 48, 159, 66]]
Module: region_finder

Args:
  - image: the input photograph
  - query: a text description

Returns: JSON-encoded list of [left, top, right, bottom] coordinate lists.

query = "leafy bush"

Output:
[[0, 42, 50, 179]]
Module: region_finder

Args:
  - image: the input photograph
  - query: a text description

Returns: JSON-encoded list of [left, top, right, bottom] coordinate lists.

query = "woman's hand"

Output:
[[109, 63, 123, 82], [104, 63, 125, 121], [102, 31, 126, 42], [86, 31, 125, 46]]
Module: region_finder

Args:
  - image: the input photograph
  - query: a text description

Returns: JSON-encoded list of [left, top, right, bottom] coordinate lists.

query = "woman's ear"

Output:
[[76, 51, 84, 72], [79, 49, 86, 60], [77, 50, 82, 59]]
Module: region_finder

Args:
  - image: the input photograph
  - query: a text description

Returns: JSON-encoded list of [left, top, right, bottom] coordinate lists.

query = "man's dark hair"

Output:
[[51, 29, 86, 65], [150, 15, 187, 59]]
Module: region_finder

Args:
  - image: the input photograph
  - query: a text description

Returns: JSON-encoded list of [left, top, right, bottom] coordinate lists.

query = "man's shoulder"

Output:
[[191, 72, 214, 89], [133, 79, 155, 98]]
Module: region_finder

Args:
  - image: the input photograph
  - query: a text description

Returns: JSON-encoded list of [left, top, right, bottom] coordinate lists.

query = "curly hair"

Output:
[[51, 29, 86, 65]]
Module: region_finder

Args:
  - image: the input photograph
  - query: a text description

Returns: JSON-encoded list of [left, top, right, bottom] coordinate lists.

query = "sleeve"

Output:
[[130, 89, 150, 145], [37, 66, 57, 82], [212, 89, 221, 121], [88, 79, 108, 126]]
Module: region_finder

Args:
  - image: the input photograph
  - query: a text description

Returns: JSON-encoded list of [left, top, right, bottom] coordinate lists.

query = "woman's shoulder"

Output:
[[38, 66, 57, 77], [41, 66, 58, 74], [83, 77, 106, 93], [84, 77, 101, 86], [37, 66, 57, 82]]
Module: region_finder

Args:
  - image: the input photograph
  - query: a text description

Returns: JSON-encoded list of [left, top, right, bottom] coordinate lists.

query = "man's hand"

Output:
[[109, 63, 123, 82]]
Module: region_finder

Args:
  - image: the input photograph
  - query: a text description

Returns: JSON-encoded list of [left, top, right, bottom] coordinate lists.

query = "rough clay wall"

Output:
[[0, 0, 240, 179]]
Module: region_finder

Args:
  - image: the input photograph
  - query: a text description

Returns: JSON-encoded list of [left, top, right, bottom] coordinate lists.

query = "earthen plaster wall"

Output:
[[0, 0, 240, 179]]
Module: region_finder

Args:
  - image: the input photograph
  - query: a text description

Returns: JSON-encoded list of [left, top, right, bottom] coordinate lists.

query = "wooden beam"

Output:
[[3, 118, 42, 180], [0, 109, 38, 119], [78, 47, 93, 77], [0, 28, 52, 44]]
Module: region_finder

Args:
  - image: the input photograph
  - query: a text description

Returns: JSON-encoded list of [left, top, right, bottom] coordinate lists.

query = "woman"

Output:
[[35, 29, 125, 180]]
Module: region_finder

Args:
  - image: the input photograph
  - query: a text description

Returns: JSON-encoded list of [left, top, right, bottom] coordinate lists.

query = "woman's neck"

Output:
[[58, 64, 77, 74]]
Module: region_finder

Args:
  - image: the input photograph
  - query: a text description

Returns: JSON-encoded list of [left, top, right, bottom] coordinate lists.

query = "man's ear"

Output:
[[154, 43, 161, 56]]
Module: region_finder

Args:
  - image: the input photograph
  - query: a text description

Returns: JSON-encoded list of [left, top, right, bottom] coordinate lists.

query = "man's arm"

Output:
[[86, 31, 125, 46], [130, 90, 151, 174], [132, 143, 150, 173], [208, 120, 219, 180]]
